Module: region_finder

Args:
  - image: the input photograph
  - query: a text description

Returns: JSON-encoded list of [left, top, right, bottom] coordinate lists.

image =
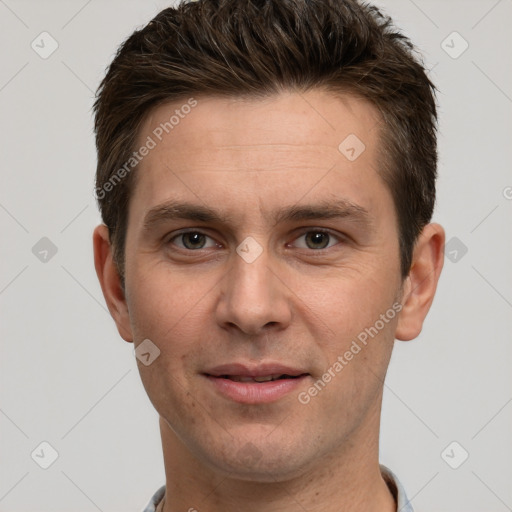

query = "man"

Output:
[[92, 0, 445, 510]]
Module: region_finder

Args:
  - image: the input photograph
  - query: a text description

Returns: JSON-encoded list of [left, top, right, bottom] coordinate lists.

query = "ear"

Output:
[[395, 223, 445, 341], [93, 224, 133, 342]]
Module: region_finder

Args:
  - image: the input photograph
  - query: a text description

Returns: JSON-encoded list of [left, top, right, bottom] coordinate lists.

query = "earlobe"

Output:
[[395, 223, 445, 342], [93, 224, 134, 342]]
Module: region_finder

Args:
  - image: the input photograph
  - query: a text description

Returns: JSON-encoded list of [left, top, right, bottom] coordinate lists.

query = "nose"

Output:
[[215, 244, 292, 336]]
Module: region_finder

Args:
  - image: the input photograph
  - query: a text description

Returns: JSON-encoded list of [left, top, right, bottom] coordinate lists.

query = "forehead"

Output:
[[129, 89, 387, 227], [138, 89, 380, 158]]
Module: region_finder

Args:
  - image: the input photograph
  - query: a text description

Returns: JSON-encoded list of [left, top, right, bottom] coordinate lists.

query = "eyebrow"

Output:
[[142, 198, 372, 232]]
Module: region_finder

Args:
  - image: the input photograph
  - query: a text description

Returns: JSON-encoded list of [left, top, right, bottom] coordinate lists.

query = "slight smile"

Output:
[[204, 363, 310, 404]]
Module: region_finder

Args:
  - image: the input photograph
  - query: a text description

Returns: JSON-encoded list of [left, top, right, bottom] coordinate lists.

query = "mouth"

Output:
[[203, 363, 310, 404], [214, 374, 306, 382]]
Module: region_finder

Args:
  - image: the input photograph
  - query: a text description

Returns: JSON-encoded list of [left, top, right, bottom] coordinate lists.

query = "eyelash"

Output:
[[165, 229, 345, 253]]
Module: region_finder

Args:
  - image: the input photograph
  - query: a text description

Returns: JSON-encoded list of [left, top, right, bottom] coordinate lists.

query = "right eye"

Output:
[[167, 230, 220, 251]]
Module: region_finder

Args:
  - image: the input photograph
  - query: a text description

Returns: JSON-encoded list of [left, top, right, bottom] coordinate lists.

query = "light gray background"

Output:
[[1, 0, 511, 510]]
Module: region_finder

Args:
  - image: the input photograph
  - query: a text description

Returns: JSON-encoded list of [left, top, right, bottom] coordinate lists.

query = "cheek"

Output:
[[128, 276, 208, 422], [126, 264, 219, 388], [126, 258, 211, 341], [308, 317, 397, 429], [295, 268, 400, 350]]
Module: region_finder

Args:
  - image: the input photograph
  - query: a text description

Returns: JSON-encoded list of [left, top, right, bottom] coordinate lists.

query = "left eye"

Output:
[[291, 230, 341, 250]]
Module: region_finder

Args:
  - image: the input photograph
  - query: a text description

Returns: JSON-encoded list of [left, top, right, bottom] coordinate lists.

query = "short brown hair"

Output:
[[93, 0, 438, 285]]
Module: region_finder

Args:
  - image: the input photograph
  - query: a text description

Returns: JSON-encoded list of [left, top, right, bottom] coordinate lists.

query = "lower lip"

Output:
[[205, 375, 309, 404]]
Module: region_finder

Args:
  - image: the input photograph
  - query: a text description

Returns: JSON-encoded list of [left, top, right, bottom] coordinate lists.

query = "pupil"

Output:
[[307, 232, 329, 249], [183, 233, 205, 249]]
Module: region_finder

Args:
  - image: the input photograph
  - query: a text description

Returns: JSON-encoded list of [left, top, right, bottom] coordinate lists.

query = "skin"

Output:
[[93, 89, 445, 512]]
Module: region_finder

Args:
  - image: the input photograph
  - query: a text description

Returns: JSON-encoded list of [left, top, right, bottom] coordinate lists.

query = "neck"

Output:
[[159, 402, 395, 512]]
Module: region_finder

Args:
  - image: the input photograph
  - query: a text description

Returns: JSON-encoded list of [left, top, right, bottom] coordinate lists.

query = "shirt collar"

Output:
[[380, 464, 414, 512]]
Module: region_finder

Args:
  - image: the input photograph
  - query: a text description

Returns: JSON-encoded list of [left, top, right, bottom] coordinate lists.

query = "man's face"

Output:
[[122, 90, 404, 480]]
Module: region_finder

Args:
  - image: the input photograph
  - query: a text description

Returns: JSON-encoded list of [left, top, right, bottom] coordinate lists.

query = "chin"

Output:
[[201, 440, 315, 483]]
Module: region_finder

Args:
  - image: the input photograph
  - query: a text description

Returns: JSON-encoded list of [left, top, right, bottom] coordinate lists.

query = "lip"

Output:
[[203, 362, 310, 404], [205, 362, 306, 378]]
